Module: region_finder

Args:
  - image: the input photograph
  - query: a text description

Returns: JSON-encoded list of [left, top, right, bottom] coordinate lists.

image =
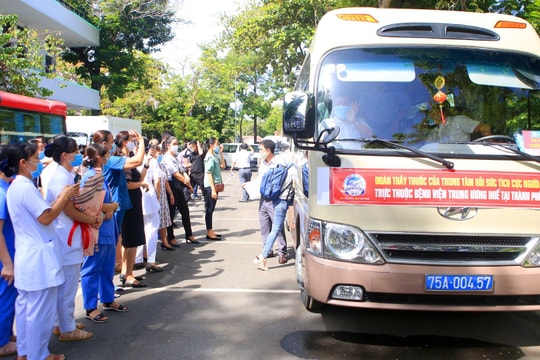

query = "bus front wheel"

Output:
[[301, 287, 324, 313]]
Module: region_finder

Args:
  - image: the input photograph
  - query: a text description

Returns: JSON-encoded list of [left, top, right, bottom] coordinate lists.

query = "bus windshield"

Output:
[[316, 47, 540, 154]]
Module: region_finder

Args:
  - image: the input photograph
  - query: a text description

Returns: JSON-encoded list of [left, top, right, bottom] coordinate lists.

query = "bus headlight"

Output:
[[323, 223, 384, 264]]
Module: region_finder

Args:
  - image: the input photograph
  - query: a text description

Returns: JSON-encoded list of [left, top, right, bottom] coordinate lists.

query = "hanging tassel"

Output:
[[439, 106, 446, 125]]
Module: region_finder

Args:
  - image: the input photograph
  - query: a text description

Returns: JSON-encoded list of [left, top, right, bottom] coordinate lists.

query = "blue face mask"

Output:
[[214, 147, 220, 155], [109, 143, 117, 155], [157, 154, 163, 163], [28, 161, 44, 180], [71, 153, 83, 167], [38, 151, 45, 160], [333, 105, 351, 120]]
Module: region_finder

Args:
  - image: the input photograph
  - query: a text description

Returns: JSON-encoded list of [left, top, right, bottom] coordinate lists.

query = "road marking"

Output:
[[144, 287, 299, 294]]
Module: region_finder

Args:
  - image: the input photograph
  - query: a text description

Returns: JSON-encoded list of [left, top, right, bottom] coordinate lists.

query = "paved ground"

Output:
[[37, 171, 540, 359], [48, 171, 318, 359]]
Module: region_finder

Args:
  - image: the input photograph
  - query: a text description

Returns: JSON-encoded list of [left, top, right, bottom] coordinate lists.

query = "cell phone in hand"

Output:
[[74, 174, 81, 184]]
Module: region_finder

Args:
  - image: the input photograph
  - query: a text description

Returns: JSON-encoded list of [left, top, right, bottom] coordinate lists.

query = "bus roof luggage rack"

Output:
[[377, 23, 500, 41]]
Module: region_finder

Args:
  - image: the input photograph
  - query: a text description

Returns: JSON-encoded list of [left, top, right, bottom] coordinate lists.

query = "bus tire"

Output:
[[301, 288, 324, 313]]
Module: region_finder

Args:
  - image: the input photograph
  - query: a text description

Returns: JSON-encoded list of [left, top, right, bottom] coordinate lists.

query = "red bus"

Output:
[[0, 90, 67, 144]]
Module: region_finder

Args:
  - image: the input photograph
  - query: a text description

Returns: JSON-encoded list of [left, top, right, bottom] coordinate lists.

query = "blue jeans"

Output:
[[238, 168, 252, 201], [261, 198, 289, 258], [203, 186, 218, 230]]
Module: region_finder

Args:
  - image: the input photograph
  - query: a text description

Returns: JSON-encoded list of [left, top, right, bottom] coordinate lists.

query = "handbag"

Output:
[[215, 183, 225, 193], [171, 176, 185, 191]]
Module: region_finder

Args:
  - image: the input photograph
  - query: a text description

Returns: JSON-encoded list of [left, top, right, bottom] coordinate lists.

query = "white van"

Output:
[[221, 143, 259, 170], [283, 8, 540, 312]]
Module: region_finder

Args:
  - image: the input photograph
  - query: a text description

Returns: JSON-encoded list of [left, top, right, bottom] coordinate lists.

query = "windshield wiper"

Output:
[[478, 142, 540, 165], [365, 138, 455, 169]]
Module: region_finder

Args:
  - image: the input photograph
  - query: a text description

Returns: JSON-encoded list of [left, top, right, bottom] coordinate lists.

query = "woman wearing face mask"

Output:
[[80, 142, 125, 323], [91, 130, 146, 289], [160, 135, 196, 245], [202, 137, 225, 240], [115, 131, 149, 288], [319, 94, 373, 140], [5, 141, 79, 360], [43, 136, 97, 342], [0, 145, 17, 358]]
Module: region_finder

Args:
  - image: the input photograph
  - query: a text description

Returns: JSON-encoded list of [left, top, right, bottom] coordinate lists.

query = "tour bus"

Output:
[[283, 8, 540, 312], [0, 90, 67, 144]]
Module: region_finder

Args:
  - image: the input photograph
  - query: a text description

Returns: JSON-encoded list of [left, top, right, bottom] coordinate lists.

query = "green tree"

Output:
[[223, 0, 336, 92], [62, 0, 176, 109], [0, 14, 64, 97]]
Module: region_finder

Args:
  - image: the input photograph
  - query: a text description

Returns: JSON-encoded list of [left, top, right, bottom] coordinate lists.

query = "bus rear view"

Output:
[[283, 8, 540, 312]]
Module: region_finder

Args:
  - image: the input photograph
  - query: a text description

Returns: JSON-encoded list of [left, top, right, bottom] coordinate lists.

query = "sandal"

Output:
[[85, 309, 109, 323], [146, 264, 163, 273], [0, 341, 17, 357], [45, 354, 65, 360], [58, 328, 93, 342], [53, 322, 85, 335], [103, 302, 129, 312]]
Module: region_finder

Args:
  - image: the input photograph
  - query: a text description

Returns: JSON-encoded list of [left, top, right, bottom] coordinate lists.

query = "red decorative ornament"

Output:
[[433, 91, 447, 104], [433, 91, 447, 125], [433, 76, 447, 125]]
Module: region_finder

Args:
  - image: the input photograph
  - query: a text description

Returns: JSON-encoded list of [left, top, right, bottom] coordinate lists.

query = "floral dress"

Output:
[[157, 162, 172, 229]]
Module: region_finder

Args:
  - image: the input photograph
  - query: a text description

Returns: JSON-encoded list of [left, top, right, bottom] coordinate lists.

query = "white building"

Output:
[[0, 0, 100, 110]]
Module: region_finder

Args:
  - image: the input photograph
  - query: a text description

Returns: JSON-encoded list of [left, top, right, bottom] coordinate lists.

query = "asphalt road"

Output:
[[49, 171, 540, 359]]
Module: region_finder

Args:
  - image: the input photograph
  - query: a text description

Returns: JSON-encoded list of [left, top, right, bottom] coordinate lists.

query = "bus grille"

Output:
[[371, 233, 535, 264]]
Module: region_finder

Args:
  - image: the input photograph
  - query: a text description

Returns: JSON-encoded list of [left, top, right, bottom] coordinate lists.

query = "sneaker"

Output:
[[278, 255, 288, 264], [253, 255, 268, 271]]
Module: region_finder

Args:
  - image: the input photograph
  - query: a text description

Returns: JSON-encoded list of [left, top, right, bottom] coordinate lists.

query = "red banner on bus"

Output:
[[329, 168, 540, 208]]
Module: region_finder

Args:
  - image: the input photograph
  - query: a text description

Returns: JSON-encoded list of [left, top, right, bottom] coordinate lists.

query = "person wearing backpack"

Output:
[[253, 139, 294, 270]]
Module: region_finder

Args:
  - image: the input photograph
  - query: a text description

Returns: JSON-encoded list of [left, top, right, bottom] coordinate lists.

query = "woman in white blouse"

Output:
[[5, 142, 79, 360]]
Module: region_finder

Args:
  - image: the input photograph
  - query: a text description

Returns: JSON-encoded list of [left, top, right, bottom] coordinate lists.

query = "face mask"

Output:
[[170, 145, 179, 154], [259, 149, 268, 161], [214, 147, 220, 155], [71, 153, 83, 167], [110, 143, 117, 155], [126, 142, 136, 152], [333, 105, 351, 120], [157, 155, 163, 163], [27, 161, 44, 180], [38, 151, 45, 160]]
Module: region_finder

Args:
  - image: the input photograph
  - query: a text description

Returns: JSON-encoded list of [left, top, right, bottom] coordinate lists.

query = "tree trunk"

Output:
[[253, 115, 257, 144], [378, 0, 392, 8]]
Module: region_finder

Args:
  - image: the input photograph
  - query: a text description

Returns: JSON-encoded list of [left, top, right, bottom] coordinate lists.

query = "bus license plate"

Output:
[[425, 274, 493, 291]]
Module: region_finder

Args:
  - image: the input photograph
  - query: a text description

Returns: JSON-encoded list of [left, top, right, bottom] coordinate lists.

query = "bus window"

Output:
[[0, 91, 67, 144]]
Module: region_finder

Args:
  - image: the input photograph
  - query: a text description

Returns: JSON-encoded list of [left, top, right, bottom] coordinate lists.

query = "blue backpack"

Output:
[[260, 163, 295, 202]]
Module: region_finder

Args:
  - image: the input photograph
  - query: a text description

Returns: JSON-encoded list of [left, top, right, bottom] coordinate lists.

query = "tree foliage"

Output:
[[0, 14, 65, 97], [62, 0, 176, 105]]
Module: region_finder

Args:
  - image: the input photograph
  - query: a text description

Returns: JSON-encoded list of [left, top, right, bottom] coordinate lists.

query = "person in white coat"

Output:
[[43, 136, 99, 342], [135, 141, 162, 272], [5, 142, 79, 360]]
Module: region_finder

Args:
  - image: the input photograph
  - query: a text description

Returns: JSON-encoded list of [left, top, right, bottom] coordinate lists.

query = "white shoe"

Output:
[[253, 255, 268, 271]]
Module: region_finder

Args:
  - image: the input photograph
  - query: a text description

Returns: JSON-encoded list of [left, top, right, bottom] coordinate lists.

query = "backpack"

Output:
[[260, 163, 295, 202]]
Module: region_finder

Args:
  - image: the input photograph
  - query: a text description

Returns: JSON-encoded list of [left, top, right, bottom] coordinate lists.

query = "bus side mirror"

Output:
[[283, 91, 315, 139]]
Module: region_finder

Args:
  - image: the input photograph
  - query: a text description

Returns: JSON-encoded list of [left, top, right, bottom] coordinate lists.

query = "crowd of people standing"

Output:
[[0, 129, 293, 359]]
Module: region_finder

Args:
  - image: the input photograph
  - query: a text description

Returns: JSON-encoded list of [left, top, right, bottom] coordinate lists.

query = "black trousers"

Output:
[[167, 181, 193, 240]]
